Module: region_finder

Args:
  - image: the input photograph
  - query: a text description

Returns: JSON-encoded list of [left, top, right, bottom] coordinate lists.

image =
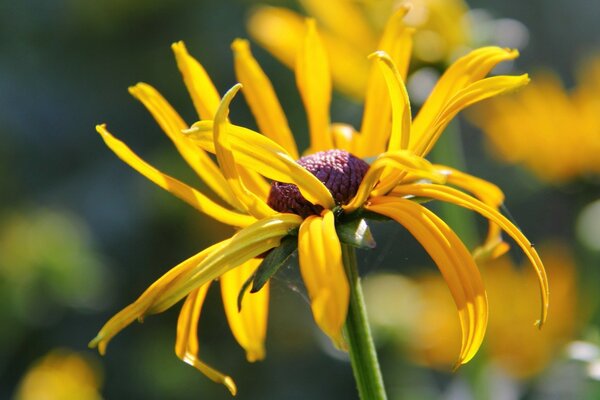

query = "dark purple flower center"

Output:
[[267, 149, 370, 217]]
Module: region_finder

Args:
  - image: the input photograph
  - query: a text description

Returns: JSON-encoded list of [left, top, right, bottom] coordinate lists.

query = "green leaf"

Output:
[[336, 218, 377, 249], [250, 235, 298, 293], [237, 273, 255, 312]]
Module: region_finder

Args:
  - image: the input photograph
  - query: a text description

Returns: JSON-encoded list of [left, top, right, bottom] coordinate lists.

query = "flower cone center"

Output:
[[267, 150, 369, 217]]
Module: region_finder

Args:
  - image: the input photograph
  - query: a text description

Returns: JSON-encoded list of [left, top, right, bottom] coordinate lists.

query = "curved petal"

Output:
[[358, 6, 413, 157], [436, 165, 508, 259], [221, 258, 269, 362], [89, 213, 302, 355], [413, 74, 530, 157], [389, 183, 549, 327], [296, 19, 334, 151], [344, 151, 445, 213], [176, 283, 237, 395], [96, 124, 255, 227], [411, 47, 521, 154], [171, 41, 221, 120], [128, 83, 242, 209], [213, 84, 276, 219], [187, 121, 335, 209], [298, 210, 349, 348], [231, 39, 299, 159], [367, 197, 488, 365]]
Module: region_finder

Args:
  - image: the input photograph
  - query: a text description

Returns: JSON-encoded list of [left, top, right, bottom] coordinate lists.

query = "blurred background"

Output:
[[1, 0, 600, 399]]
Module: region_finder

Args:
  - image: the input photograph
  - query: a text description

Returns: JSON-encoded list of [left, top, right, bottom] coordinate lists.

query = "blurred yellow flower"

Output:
[[14, 349, 103, 400], [366, 242, 576, 379], [247, 0, 471, 98], [469, 57, 600, 182], [91, 12, 547, 395]]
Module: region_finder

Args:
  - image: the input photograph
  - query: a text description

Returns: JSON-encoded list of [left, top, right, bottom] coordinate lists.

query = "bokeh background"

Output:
[[2, 0, 600, 399]]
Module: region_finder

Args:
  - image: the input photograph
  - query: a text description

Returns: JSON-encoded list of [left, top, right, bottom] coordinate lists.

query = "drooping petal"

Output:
[[89, 213, 302, 355], [212, 84, 276, 219], [221, 258, 269, 362], [436, 165, 508, 259], [175, 283, 237, 395], [413, 74, 530, 157], [367, 197, 488, 365], [298, 210, 349, 348], [296, 19, 334, 152], [344, 151, 445, 213], [389, 183, 549, 327], [171, 41, 221, 120], [410, 47, 521, 155], [358, 6, 413, 157], [128, 83, 241, 209], [231, 39, 299, 159], [187, 121, 335, 209], [96, 124, 255, 227]]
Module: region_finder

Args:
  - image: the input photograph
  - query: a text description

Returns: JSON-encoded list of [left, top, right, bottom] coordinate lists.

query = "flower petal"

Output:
[[221, 258, 269, 362], [171, 41, 221, 120], [175, 284, 237, 395], [89, 213, 302, 355], [187, 121, 335, 209], [369, 51, 411, 152], [436, 165, 508, 259], [298, 210, 349, 348], [213, 84, 276, 219], [344, 151, 445, 213], [413, 74, 530, 157], [367, 197, 488, 365], [358, 6, 413, 157], [296, 19, 334, 152], [389, 183, 549, 327], [96, 124, 255, 227], [410, 47, 521, 155], [231, 39, 299, 159], [128, 82, 242, 209]]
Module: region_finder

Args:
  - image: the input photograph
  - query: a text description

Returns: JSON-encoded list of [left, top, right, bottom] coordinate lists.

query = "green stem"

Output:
[[342, 244, 387, 400]]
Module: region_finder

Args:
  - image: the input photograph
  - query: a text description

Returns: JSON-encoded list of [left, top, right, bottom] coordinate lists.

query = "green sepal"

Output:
[[336, 218, 377, 249], [237, 273, 255, 312], [250, 235, 298, 294]]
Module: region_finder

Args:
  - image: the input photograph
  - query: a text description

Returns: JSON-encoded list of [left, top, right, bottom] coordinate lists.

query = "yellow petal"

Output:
[[331, 123, 359, 153], [413, 74, 530, 157], [96, 124, 255, 227], [89, 213, 301, 356], [436, 165, 508, 259], [231, 39, 299, 159], [213, 84, 276, 219], [128, 83, 242, 209], [298, 210, 349, 348], [411, 47, 521, 155], [369, 51, 411, 152], [296, 19, 334, 152], [89, 240, 227, 355], [367, 197, 488, 365], [298, 0, 375, 53], [389, 183, 549, 327], [175, 284, 237, 395], [188, 121, 335, 209], [344, 151, 445, 213], [221, 258, 269, 362], [358, 6, 413, 157], [171, 41, 221, 120], [152, 213, 303, 313]]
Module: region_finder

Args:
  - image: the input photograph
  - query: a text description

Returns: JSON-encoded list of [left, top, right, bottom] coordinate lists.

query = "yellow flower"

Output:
[[90, 16, 547, 395], [469, 56, 600, 182], [247, 0, 471, 98], [15, 349, 103, 400], [368, 242, 576, 379]]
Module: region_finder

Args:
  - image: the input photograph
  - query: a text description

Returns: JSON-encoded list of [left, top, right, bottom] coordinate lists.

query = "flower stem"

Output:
[[342, 244, 387, 400]]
